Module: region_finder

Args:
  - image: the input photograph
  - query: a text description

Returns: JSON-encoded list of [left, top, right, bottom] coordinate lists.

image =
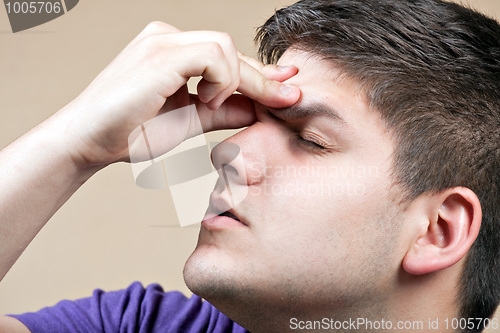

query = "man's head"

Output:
[[256, 0, 500, 323], [184, 0, 500, 330]]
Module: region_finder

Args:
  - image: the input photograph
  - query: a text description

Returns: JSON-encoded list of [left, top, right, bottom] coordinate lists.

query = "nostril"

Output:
[[210, 141, 242, 170], [210, 137, 265, 187], [220, 163, 238, 177]]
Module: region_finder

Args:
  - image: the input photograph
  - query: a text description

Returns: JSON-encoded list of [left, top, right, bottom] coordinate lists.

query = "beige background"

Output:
[[0, 0, 499, 327]]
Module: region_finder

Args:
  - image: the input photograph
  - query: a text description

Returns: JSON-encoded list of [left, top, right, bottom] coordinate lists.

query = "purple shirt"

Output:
[[10, 282, 249, 333]]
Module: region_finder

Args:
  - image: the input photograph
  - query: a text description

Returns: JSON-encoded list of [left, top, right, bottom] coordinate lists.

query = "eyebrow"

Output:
[[271, 103, 347, 125]]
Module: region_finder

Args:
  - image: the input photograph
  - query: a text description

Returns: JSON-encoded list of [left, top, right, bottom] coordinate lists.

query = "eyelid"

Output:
[[299, 131, 330, 149], [267, 109, 337, 153], [297, 135, 325, 150]]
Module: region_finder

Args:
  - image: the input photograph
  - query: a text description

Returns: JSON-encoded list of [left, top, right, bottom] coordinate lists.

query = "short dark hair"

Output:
[[256, 0, 500, 330]]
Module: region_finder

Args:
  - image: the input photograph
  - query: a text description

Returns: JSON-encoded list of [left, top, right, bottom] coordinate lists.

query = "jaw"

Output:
[[183, 243, 394, 333]]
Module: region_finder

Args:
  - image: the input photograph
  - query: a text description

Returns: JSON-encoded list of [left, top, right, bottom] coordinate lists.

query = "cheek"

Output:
[[258, 163, 380, 218], [254, 167, 394, 252]]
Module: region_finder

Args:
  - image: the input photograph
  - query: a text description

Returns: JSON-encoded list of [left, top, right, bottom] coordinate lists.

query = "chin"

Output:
[[183, 247, 208, 294], [183, 248, 273, 331], [183, 244, 264, 308], [184, 244, 233, 300]]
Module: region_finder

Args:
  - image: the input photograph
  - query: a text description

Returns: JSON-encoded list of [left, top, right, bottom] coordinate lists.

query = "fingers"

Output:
[[124, 21, 182, 51], [191, 33, 239, 109], [133, 29, 241, 110], [193, 93, 257, 134], [150, 40, 238, 107], [128, 23, 300, 111], [238, 52, 298, 82], [237, 59, 300, 109], [124, 22, 300, 123], [72, 21, 300, 166]]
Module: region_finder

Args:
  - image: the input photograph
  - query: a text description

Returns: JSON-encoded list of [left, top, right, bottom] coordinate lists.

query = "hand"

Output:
[[58, 22, 300, 168]]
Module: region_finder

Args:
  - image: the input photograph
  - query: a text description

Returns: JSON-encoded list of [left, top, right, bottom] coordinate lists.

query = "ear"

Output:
[[402, 187, 481, 275]]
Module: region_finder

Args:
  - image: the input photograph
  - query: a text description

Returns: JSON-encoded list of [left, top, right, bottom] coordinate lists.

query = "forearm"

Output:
[[0, 109, 102, 281]]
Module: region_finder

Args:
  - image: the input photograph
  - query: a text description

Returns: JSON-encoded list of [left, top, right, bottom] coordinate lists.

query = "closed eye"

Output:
[[266, 109, 334, 153], [296, 134, 328, 152]]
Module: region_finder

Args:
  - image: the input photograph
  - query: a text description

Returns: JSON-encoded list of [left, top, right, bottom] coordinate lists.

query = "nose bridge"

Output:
[[211, 124, 268, 186]]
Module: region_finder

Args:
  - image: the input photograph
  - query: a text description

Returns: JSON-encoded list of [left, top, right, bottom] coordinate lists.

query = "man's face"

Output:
[[184, 50, 406, 318]]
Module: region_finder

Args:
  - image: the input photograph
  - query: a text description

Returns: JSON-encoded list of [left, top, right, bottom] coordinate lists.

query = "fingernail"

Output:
[[280, 85, 294, 96], [278, 65, 291, 72]]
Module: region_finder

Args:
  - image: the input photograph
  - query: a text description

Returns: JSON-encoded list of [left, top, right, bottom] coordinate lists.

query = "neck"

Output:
[[387, 267, 461, 333]]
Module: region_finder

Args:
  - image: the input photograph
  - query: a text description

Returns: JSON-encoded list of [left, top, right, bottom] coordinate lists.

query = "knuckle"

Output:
[[143, 21, 169, 34], [261, 78, 275, 91], [260, 64, 274, 77], [218, 74, 233, 90], [204, 42, 225, 58], [216, 32, 234, 45], [219, 80, 238, 98], [258, 79, 280, 100], [214, 32, 237, 57], [138, 34, 162, 53]]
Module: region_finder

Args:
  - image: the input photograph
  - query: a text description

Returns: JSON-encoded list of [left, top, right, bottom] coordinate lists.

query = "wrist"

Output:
[[53, 101, 125, 171], [30, 107, 106, 178]]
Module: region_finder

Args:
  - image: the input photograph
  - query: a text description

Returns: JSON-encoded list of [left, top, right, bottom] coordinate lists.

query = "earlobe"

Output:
[[402, 187, 481, 275]]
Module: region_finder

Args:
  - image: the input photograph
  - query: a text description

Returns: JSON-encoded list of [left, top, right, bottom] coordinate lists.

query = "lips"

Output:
[[216, 208, 248, 227], [218, 211, 240, 222], [204, 187, 249, 227], [202, 207, 248, 230]]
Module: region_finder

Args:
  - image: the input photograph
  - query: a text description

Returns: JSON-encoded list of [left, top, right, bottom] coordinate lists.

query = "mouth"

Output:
[[218, 211, 240, 222], [202, 207, 248, 230], [204, 189, 249, 228], [220, 209, 249, 227]]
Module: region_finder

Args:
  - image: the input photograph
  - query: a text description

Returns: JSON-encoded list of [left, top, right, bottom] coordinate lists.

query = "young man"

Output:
[[1, 0, 499, 332]]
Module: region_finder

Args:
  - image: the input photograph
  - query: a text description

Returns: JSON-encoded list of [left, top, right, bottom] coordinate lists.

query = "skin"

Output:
[[184, 50, 405, 331], [0, 23, 482, 333], [0, 22, 299, 331], [0, 22, 300, 280], [184, 50, 482, 332]]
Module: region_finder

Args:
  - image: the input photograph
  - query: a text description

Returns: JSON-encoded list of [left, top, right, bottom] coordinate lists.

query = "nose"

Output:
[[210, 124, 268, 187], [212, 122, 276, 186], [207, 141, 244, 211], [210, 141, 246, 186]]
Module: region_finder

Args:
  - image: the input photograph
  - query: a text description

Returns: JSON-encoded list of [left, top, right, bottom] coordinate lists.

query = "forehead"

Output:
[[278, 51, 395, 179], [277, 50, 363, 117], [277, 50, 392, 139]]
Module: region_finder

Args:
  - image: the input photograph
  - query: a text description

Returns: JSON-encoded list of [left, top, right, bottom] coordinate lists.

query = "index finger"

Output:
[[239, 51, 299, 82], [237, 58, 301, 108], [125, 21, 183, 51]]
